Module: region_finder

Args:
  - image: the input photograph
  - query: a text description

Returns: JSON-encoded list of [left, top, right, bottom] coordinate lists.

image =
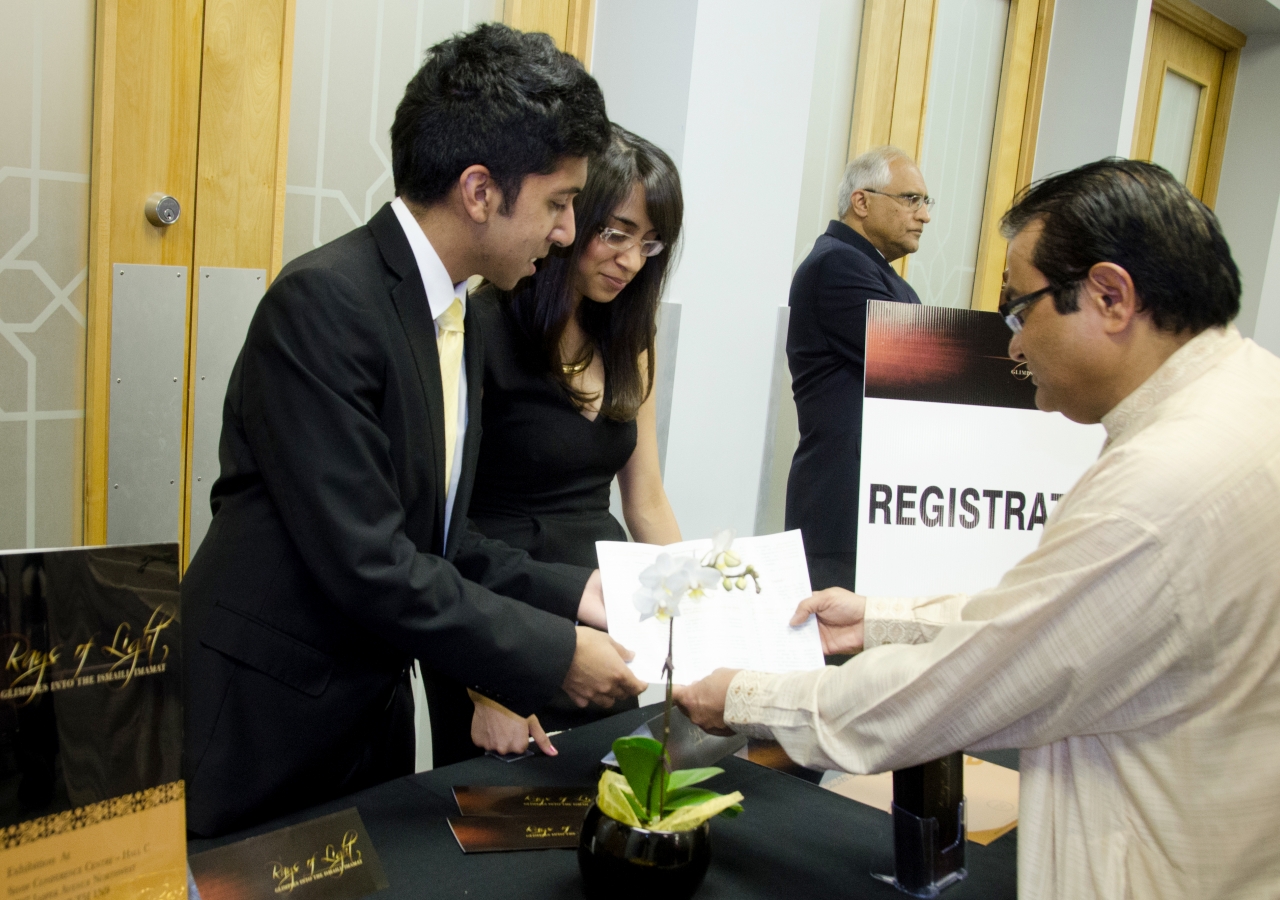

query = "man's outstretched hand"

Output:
[[563, 626, 647, 708], [672, 668, 740, 736], [791, 588, 867, 655]]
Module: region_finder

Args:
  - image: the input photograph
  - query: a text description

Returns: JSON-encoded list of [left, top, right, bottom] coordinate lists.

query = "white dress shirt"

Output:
[[725, 326, 1280, 899], [391, 196, 468, 551]]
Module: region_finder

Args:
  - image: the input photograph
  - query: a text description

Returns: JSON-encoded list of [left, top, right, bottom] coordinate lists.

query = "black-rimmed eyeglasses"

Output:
[[998, 286, 1055, 334], [863, 190, 936, 212]]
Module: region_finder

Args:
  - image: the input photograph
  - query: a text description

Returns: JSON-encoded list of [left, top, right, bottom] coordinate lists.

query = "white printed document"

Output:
[[596, 530, 825, 684]]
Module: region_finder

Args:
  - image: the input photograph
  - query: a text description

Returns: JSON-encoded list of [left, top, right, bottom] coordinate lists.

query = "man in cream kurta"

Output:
[[675, 160, 1280, 899]]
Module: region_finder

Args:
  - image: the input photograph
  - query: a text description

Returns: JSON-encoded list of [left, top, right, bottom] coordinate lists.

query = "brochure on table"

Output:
[[855, 301, 1106, 597], [597, 530, 824, 684]]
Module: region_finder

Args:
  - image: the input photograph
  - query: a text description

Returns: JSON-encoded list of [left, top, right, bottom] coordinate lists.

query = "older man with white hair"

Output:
[[785, 146, 933, 592]]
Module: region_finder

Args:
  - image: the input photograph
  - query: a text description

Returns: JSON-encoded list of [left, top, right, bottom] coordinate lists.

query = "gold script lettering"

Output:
[[271, 862, 299, 893], [5, 638, 60, 705], [103, 608, 174, 686]]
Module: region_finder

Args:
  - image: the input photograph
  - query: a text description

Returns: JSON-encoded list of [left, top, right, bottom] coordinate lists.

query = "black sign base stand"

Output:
[[872, 752, 967, 897]]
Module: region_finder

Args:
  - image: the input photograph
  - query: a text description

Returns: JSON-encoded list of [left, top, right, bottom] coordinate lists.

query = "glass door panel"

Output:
[[0, 1, 95, 549], [906, 0, 1010, 309], [281, 0, 499, 268], [1151, 68, 1204, 184]]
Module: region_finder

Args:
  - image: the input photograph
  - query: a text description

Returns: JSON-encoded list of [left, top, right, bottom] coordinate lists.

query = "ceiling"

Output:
[[1192, 0, 1280, 35]]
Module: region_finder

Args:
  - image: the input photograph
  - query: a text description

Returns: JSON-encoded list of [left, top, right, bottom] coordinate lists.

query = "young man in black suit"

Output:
[[785, 146, 932, 592], [182, 24, 646, 836]]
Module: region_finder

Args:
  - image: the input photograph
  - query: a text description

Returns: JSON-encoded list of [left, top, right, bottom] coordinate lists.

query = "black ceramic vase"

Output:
[[577, 803, 712, 900]]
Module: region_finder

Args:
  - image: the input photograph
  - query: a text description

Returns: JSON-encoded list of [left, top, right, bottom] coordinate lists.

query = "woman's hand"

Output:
[[468, 689, 557, 756]]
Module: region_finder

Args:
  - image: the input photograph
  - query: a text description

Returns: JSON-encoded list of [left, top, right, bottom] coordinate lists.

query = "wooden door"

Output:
[[85, 0, 295, 560], [503, 0, 595, 67], [1132, 0, 1244, 205]]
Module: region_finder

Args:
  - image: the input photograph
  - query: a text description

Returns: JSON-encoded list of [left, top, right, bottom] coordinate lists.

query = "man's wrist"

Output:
[[863, 596, 922, 648], [723, 670, 776, 740]]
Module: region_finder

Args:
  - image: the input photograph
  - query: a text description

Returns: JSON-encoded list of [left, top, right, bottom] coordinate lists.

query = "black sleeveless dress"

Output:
[[468, 287, 640, 730], [468, 288, 636, 568]]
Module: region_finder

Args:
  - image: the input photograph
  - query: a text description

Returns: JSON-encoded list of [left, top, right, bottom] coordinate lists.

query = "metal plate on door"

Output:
[[188, 267, 266, 556], [107, 264, 187, 546]]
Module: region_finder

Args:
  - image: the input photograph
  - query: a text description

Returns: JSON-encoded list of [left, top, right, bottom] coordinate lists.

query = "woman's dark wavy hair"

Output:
[[1000, 158, 1239, 333], [503, 125, 683, 421], [391, 23, 609, 209]]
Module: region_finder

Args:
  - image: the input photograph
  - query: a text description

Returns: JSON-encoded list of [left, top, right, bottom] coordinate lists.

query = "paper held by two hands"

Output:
[[595, 530, 825, 685]]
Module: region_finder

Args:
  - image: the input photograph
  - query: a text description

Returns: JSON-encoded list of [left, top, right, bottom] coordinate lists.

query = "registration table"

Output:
[[189, 705, 1018, 898]]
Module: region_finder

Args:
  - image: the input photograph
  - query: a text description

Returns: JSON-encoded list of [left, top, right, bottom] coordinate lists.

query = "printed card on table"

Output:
[[188, 808, 388, 900]]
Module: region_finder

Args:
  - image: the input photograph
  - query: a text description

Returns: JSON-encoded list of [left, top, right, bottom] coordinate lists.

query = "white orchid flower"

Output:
[[632, 584, 663, 620], [710, 529, 735, 554], [683, 558, 722, 599], [703, 528, 741, 570], [639, 553, 679, 587], [634, 552, 724, 620]]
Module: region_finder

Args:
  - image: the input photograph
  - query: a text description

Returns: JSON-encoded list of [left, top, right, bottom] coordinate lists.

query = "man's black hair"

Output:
[[1001, 158, 1240, 333], [391, 23, 609, 211]]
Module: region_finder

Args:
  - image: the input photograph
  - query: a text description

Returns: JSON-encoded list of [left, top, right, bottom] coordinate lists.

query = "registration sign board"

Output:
[[854, 302, 1105, 597]]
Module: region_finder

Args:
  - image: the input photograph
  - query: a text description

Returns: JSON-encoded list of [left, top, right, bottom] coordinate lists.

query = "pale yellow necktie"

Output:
[[436, 298, 465, 488]]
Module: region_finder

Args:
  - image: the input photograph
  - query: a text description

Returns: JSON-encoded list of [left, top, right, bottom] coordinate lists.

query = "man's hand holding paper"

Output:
[[791, 588, 867, 655], [674, 589, 867, 734]]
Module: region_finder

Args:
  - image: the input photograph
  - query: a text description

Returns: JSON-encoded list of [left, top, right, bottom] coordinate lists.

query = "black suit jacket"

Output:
[[784, 220, 921, 570], [182, 204, 589, 836]]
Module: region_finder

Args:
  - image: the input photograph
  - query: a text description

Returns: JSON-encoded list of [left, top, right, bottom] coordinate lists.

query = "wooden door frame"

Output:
[[846, 0, 1054, 303], [972, 0, 1055, 311], [1132, 0, 1245, 209], [503, 0, 596, 68]]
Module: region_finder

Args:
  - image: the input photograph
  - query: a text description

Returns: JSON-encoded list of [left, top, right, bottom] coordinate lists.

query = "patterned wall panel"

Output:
[[908, 0, 1009, 309], [282, 0, 502, 268], [0, 1, 94, 549]]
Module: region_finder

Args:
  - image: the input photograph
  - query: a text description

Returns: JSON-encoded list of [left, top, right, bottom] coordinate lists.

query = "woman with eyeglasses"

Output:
[[444, 125, 683, 759]]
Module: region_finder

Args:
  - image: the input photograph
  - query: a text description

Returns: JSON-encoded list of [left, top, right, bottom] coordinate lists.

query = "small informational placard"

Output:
[[0, 544, 188, 900], [187, 808, 388, 900], [855, 301, 1105, 596], [452, 786, 594, 818], [447, 815, 582, 853], [597, 531, 824, 684]]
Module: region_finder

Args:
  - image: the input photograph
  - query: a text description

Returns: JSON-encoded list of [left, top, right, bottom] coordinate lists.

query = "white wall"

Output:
[[1215, 33, 1280, 353], [1255, 204, 1280, 352], [1033, 0, 1152, 179], [663, 0, 824, 540], [792, 0, 864, 269], [591, 0, 699, 169]]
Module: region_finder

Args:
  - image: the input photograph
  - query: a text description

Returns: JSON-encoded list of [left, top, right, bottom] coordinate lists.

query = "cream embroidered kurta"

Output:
[[725, 326, 1280, 899]]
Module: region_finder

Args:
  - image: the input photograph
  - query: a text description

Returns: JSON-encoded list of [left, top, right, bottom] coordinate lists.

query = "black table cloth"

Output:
[[190, 704, 1017, 898]]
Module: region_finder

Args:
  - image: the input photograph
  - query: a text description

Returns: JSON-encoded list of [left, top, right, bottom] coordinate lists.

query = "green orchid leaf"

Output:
[[623, 788, 647, 822], [666, 767, 724, 791], [653, 791, 746, 831], [663, 787, 743, 817], [612, 736, 666, 817]]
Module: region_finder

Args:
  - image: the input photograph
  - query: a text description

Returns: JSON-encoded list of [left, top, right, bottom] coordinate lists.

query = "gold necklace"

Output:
[[561, 350, 592, 376]]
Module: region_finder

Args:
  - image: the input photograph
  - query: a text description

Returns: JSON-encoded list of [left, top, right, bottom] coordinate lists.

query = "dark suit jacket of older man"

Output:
[[785, 219, 921, 590], [181, 203, 589, 836]]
